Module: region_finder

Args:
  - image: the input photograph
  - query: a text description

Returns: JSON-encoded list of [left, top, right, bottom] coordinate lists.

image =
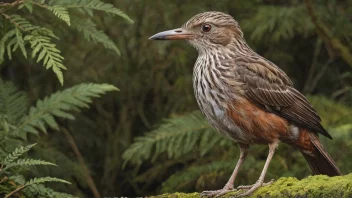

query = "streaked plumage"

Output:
[[150, 11, 341, 197]]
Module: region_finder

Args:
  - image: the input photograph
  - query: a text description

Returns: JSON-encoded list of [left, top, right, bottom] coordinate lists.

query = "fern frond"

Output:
[[25, 184, 79, 198], [84, 0, 133, 23], [51, 0, 133, 24], [16, 83, 118, 135], [3, 144, 36, 165], [7, 15, 57, 38], [25, 177, 70, 185], [19, 2, 34, 13], [24, 34, 66, 85], [242, 5, 314, 43], [47, 6, 71, 26], [8, 15, 39, 32], [161, 160, 234, 193], [0, 79, 29, 126], [14, 28, 27, 58], [4, 28, 27, 60], [123, 111, 228, 165], [72, 18, 120, 55], [0, 29, 16, 64], [3, 158, 56, 171]]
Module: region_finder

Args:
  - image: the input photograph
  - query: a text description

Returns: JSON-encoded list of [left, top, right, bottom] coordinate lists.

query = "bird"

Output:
[[149, 11, 341, 197]]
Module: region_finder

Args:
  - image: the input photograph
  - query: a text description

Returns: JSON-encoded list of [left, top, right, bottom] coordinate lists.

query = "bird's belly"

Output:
[[195, 93, 252, 143]]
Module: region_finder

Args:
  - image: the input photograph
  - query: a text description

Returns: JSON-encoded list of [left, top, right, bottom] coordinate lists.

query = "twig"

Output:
[[4, 184, 28, 198], [30, 1, 48, 9], [0, 0, 24, 12], [1, 12, 26, 31], [331, 86, 352, 99], [0, 0, 23, 7], [61, 127, 102, 198]]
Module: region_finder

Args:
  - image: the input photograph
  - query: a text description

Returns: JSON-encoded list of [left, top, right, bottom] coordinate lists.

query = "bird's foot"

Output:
[[201, 185, 237, 197], [236, 179, 275, 190], [230, 179, 275, 198]]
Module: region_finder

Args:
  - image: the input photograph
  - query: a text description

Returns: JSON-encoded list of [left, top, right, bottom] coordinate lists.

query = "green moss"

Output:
[[153, 173, 352, 198]]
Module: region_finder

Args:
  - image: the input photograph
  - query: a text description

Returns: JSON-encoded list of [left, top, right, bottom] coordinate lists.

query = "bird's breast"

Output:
[[193, 54, 249, 142]]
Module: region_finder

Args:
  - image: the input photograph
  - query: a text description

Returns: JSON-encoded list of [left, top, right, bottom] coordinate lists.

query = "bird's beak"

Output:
[[149, 28, 193, 40]]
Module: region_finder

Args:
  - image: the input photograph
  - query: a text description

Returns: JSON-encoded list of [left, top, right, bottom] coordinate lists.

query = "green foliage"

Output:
[[0, 0, 133, 85], [67, 0, 134, 24], [47, 6, 71, 26], [72, 18, 120, 55], [26, 34, 66, 84], [242, 5, 314, 43], [0, 144, 71, 198], [17, 83, 118, 135], [3, 144, 37, 165], [0, 79, 118, 197], [161, 160, 235, 193], [0, 80, 28, 126], [123, 111, 230, 165], [25, 177, 70, 186]]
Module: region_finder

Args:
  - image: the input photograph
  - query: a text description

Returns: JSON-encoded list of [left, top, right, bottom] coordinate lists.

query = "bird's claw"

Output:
[[200, 186, 237, 197], [229, 179, 275, 198], [236, 179, 275, 190]]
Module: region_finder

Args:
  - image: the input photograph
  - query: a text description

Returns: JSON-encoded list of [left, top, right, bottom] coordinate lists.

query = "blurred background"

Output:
[[0, 0, 351, 197]]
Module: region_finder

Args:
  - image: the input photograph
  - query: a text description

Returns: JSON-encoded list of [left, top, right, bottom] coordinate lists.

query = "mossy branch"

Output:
[[154, 174, 352, 198]]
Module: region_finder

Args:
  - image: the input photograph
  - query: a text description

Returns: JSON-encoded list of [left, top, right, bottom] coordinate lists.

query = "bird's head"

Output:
[[149, 11, 244, 51]]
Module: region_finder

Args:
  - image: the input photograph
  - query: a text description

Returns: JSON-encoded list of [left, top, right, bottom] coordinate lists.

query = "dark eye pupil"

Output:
[[202, 24, 211, 32]]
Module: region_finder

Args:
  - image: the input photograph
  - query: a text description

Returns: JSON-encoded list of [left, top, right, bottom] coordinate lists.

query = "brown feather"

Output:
[[234, 59, 332, 139]]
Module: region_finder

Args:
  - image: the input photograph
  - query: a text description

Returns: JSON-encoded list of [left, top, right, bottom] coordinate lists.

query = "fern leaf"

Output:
[[72, 18, 120, 55], [9, 15, 39, 32], [14, 28, 27, 58], [47, 6, 71, 26], [123, 111, 228, 165], [0, 29, 16, 64], [3, 158, 56, 171], [24, 34, 66, 85], [242, 5, 314, 43], [161, 160, 235, 193], [53, 0, 133, 24], [3, 144, 36, 165], [19, 2, 33, 13], [7, 15, 57, 38], [16, 83, 118, 135], [5, 15, 63, 83], [25, 177, 71, 185], [84, 0, 133, 23], [5, 28, 27, 60], [25, 184, 79, 198], [0, 79, 28, 125]]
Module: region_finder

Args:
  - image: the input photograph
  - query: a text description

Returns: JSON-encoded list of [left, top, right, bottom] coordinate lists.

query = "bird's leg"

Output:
[[201, 144, 249, 197], [232, 141, 278, 198]]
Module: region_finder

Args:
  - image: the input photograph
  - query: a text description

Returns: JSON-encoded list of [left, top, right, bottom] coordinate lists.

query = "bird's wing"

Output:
[[234, 57, 332, 139]]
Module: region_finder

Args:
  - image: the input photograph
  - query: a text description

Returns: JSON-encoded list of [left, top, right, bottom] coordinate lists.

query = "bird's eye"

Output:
[[201, 24, 212, 32]]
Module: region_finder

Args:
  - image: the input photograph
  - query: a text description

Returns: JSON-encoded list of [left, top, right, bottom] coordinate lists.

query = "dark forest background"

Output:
[[0, 0, 351, 197]]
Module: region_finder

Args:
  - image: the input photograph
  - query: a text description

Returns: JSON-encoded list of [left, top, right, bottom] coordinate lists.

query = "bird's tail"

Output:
[[301, 133, 341, 176]]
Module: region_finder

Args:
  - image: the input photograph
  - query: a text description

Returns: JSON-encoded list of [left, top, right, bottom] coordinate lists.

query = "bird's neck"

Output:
[[197, 38, 254, 58]]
